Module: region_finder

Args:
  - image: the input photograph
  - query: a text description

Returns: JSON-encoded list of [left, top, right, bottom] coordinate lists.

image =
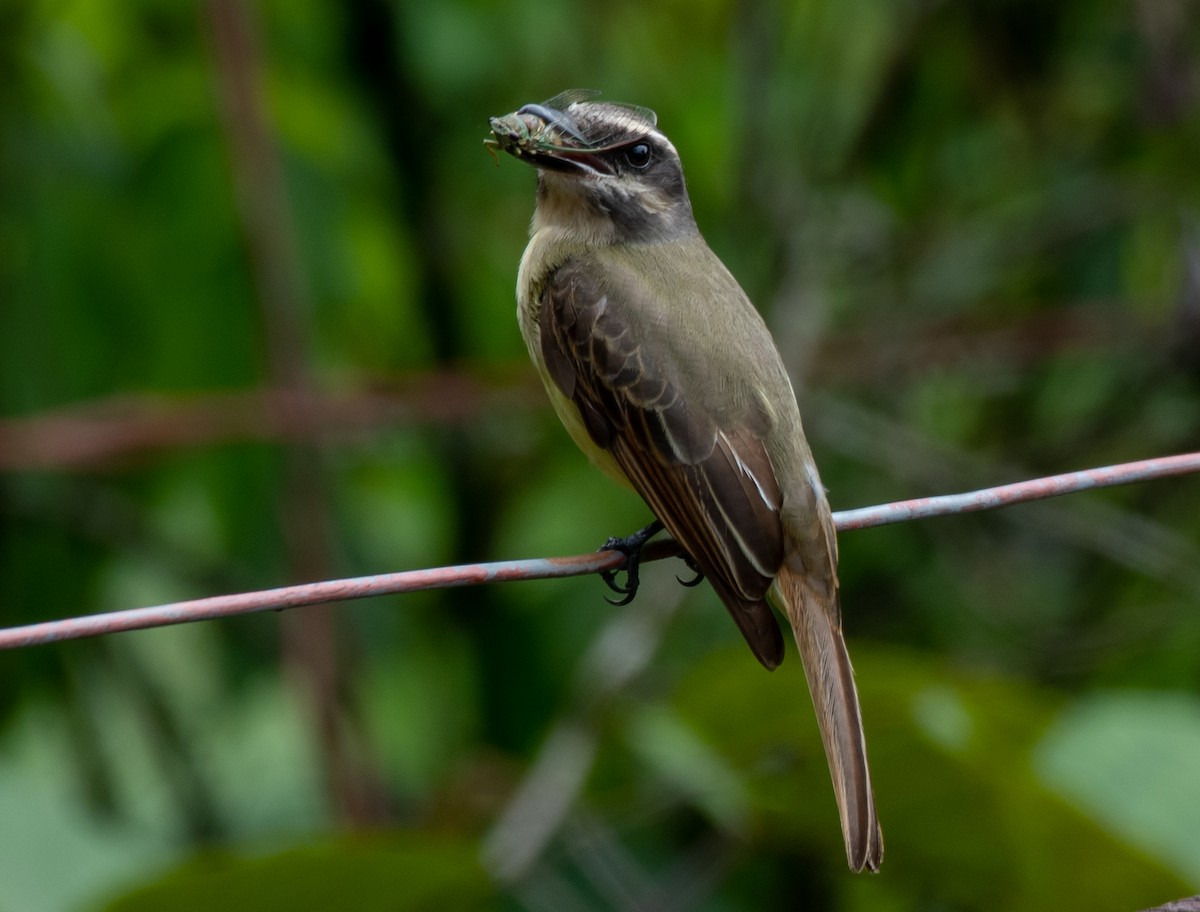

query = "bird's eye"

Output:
[[624, 143, 652, 169]]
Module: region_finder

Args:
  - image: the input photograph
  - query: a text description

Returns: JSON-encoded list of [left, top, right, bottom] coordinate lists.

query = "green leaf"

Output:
[[1036, 691, 1200, 884]]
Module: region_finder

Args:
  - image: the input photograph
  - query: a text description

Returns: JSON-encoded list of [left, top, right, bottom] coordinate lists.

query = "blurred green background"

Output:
[[2, 0, 1199, 909]]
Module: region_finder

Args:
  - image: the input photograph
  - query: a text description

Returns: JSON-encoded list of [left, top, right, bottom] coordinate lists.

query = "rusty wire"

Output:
[[1, 451, 1197, 651]]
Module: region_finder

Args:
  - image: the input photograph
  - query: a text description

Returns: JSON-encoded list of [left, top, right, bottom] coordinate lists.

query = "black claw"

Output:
[[599, 563, 637, 603], [598, 520, 664, 605], [676, 556, 705, 588], [603, 584, 637, 607]]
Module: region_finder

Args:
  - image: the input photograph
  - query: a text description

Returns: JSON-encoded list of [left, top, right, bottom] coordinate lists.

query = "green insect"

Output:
[[483, 110, 543, 163]]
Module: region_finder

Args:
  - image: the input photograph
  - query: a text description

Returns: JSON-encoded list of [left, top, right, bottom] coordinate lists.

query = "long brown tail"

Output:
[[772, 565, 883, 872]]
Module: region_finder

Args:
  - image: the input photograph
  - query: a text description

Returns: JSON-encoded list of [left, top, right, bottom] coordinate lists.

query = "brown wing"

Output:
[[541, 258, 787, 668]]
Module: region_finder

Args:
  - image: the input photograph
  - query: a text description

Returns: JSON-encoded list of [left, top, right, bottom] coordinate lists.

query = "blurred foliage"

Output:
[[99, 834, 492, 912], [1, 0, 1198, 909]]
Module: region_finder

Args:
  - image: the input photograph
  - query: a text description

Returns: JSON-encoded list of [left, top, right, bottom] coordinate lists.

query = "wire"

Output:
[[1, 451, 1196, 651]]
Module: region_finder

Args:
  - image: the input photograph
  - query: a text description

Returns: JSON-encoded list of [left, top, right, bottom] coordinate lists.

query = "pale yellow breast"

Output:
[[517, 229, 633, 490]]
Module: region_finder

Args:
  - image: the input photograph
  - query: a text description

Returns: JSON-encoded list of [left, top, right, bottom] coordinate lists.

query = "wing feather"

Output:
[[542, 258, 787, 668]]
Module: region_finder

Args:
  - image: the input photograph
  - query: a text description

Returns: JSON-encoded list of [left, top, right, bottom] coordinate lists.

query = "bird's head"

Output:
[[487, 90, 698, 244]]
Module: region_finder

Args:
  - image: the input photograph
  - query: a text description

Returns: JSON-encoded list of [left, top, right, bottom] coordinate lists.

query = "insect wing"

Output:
[[539, 88, 601, 112]]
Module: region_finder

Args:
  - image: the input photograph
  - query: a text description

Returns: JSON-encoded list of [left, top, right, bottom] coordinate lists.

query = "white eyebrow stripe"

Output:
[[566, 105, 677, 156]]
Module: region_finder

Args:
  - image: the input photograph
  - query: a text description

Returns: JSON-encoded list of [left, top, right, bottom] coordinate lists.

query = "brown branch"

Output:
[[206, 0, 386, 828], [0, 303, 1149, 473], [0, 375, 534, 471]]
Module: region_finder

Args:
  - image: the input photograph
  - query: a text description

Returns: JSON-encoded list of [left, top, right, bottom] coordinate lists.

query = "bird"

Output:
[[487, 90, 882, 872]]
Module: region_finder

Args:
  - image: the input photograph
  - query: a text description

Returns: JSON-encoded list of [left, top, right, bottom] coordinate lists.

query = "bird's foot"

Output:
[[599, 520, 664, 605]]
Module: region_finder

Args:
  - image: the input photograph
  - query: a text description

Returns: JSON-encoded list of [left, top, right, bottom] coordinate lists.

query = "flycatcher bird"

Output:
[[488, 90, 882, 872]]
